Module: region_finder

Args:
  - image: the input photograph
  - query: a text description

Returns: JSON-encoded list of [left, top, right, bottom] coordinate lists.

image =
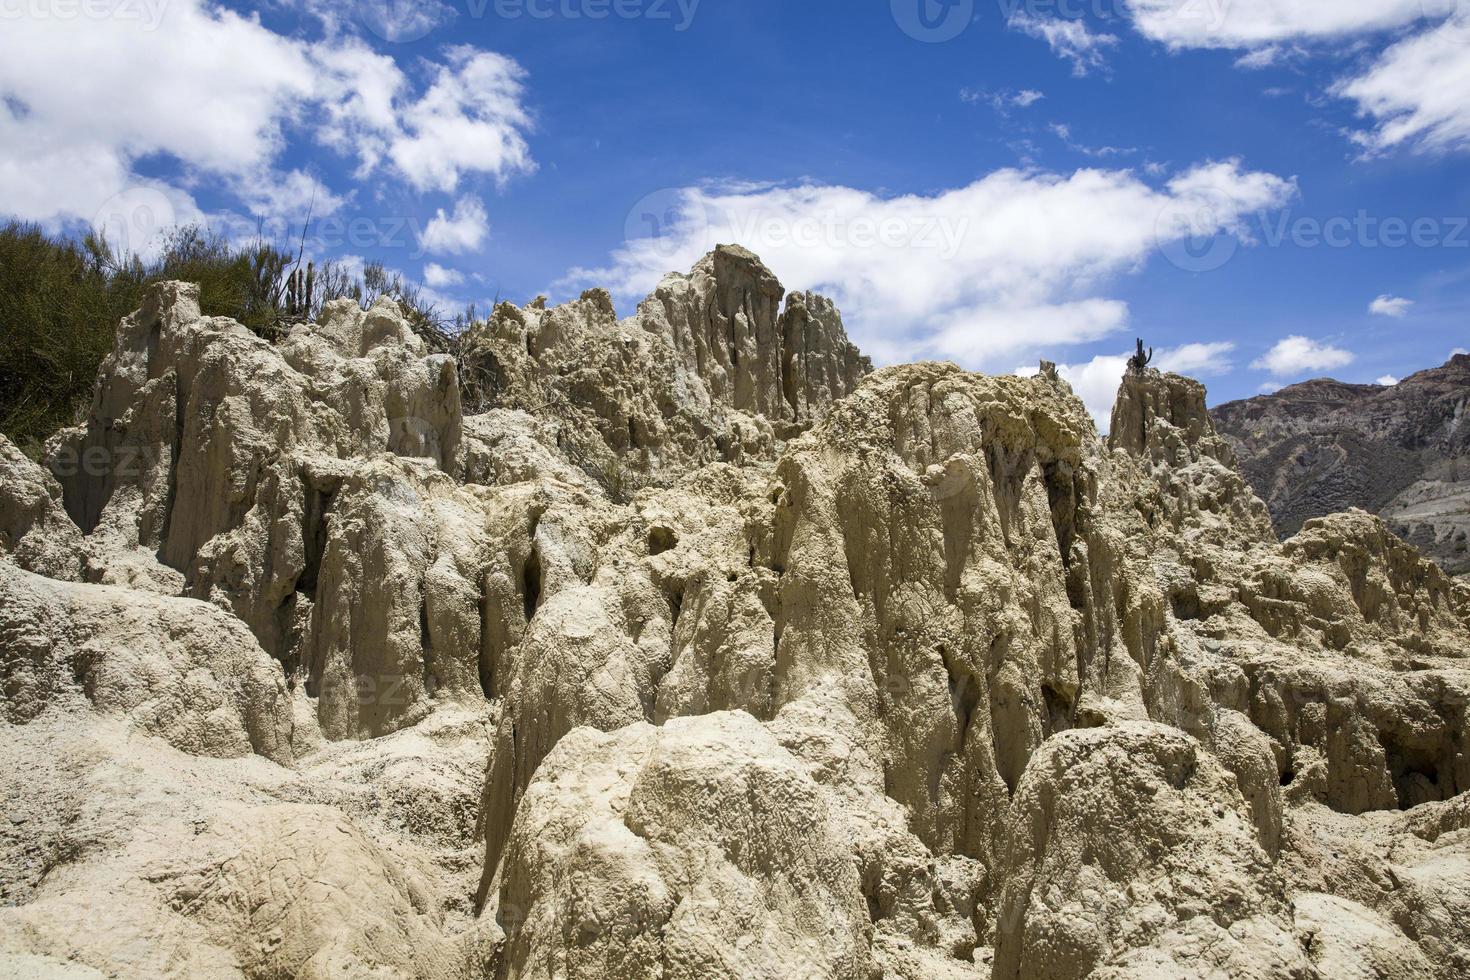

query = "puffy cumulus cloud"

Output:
[[1017, 342, 1236, 428], [1377, 375, 1401, 385], [1010, 12, 1120, 76], [423, 262, 466, 288], [1121, 0, 1449, 49], [1251, 336, 1356, 377], [0, 0, 316, 226], [0, 0, 533, 234], [563, 162, 1294, 369], [1335, 26, 1470, 156], [1369, 294, 1414, 317], [386, 47, 535, 194], [420, 196, 490, 255]]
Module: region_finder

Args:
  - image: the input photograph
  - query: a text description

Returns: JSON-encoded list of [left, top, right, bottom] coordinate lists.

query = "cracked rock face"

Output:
[[2, 247, 1469, 979]]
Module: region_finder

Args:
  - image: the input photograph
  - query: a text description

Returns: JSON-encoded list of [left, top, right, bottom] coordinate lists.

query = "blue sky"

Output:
[[3, 0, 1469, 421]]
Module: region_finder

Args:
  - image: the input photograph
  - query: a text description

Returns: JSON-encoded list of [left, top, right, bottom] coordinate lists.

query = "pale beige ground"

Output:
[[1, 247, 1467, 978]]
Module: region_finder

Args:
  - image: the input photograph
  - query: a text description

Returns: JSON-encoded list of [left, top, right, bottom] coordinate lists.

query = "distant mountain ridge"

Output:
[[1213, 353, 1470, 576]]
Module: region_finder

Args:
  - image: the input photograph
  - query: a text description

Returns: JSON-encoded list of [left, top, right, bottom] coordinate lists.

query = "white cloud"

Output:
[[937, 300, 1130, 365], [0, 0, 316, 226], [962, 88, 1047, 111], [386, 46, 535, 193], [1233, 44, 1310, 70], [1454, 347, 1469, 357], [1158, 340, 1239, 376], [1335, 27, 1470, 156], [563, 162, 1294, 369], [0, 2, 533, 232], [1049, 123, 1137, 158], [1233, 46, 1281, 69], [1368, 294, 1414, 317], [420, 196, 490, 254], [1251, 336, 1356, 377], [1010, 12, 1120, 76], [1258, 382, 1283, 394], [423, 262, 465, 288], [233, 169, 346, 227], [1377, 374, 1400, 385], [1121, 0, 1470, 159], [306, 0, 458, 43], [1121, 0, 1449, 49], [1016, 341, 1236, 427]]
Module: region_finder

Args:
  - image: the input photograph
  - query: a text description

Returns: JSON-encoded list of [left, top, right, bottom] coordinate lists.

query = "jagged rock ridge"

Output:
[[0, 247, 1467, 979], [1213, 355, 1470, 577]]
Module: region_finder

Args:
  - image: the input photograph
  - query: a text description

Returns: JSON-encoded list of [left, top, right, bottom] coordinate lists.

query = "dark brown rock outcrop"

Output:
[[1213, 354, 1470, 575]]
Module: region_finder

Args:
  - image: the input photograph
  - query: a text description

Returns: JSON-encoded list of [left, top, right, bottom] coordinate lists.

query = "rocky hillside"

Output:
[[2, 248, 1468, 979], [1213, 355, 1470, 577]]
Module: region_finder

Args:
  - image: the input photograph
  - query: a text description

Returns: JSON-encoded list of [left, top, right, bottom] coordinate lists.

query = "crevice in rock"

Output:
[[419, 598, 439, 698], [295, 481, 335, 598], [522, 543, 542, 624], [984, 443, 1035, 551], [1043, 461, 1079, 569], [941, 644, 981, 753], [156, 382, 186, 557], [477, 578, 495, 701], [986, 634, 1025, 797]]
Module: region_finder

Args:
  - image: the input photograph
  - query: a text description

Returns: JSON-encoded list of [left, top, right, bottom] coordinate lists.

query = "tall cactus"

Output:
[[283, 261, 316, 319], [1129, 338, 1154, 375]]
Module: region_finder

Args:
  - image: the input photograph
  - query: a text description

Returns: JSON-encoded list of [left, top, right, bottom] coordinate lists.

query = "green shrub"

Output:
[[0, 222, 138, 456], [0, 221, 469, 456]]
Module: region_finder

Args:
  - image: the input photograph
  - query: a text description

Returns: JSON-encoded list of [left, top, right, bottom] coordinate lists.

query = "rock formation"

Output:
[[1214, 355, 1470, 576], [1, 248, 1467, 978]]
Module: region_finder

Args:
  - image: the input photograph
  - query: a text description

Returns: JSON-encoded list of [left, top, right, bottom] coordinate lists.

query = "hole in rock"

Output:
[[1381, 730, 1451, 810], [1170, 587, 1202, 622], [1042, 683, 1075, 735], [648, 526, 678, 556]]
